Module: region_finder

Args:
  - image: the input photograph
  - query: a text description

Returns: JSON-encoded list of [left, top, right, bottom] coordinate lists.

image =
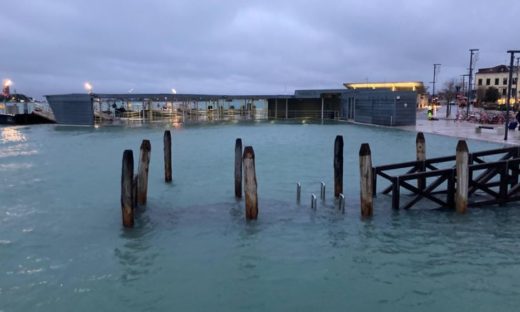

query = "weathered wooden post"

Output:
[[164, 130, 172, 183], [132, 174, 138, 208], [121, 150, 134, 228], [334, 135, 344, 197], [456, 140, 469, 214], [235, 138, 243, 198], [359, 143, 373, 217], [137, 140, 151, 206], [296, 182, 301, 203], [243, 146, 258, 219], [416, 132, 426, 191]]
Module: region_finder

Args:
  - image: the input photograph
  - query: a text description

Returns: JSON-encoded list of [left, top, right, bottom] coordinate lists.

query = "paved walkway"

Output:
[[399, 107, 520, 146]]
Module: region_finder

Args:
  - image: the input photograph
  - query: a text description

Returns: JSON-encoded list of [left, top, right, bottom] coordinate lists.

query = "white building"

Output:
[[475, 65, 520, 104]]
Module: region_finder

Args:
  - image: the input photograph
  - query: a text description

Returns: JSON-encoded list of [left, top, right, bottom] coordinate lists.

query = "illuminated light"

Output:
[[392, 86, 396, 92], [84, 82, 93, 93], [344, 81, 424, 91], [3, 79, 12, 87], [171, 88, 177, 94]]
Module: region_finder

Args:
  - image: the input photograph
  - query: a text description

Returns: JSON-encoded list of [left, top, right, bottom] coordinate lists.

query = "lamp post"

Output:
[[515, 57, 519, 106], [467, 49, 479, 116], [504, 50, 520, 141], [432, 64, 441, 103], [2, 79, 12, 115]]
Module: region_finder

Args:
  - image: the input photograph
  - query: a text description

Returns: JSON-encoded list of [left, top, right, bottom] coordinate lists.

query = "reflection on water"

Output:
[[1, 127, 26, 143]]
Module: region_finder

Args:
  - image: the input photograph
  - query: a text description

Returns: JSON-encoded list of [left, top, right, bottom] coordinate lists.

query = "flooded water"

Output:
[[1, 121, 520, 311]]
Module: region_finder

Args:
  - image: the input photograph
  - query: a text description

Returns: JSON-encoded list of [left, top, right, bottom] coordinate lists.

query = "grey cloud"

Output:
[[1, 0, 519, 99]]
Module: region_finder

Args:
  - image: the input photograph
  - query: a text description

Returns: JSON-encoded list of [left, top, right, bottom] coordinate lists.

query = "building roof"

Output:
[[45, 93, 295, 101], [476, 65, 519, 74], [343, 81, 425, 93]]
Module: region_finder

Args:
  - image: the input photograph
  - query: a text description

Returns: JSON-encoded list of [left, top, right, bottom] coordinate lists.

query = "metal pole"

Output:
[[515, 57, 520, 108], [432, 64, 440, 101], [467, 49, 479, 116], [505, 50, 520, 140], [321, 97, 324, 121], [338, 193, 345, 213]]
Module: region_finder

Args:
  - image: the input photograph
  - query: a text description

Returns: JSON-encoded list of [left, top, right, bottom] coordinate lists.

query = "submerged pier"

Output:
[[373, 138, 520, 211]]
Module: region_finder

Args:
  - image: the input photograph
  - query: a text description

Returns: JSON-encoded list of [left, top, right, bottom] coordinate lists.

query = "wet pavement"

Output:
[[399, 106, 520, 146]]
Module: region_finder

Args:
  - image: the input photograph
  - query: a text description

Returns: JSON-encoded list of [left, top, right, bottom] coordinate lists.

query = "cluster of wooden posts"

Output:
[[234, 139, 258, 220], [121, 130, 515, 227], [120, 130, 261, 227], [120, 131, 172, 228]]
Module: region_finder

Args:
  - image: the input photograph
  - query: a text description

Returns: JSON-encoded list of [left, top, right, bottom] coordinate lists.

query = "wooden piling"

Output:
[[334, 135, 344, 197], [455, 140, 469, 213], [296, 182, 301, 203], [137, 140, 151, 206], [416, 132, 426, 191], [164, 130, 172, 183], [132, 174, 138, 208], [243, 146, 258, 220], [392, 177, 400, 210], [359, 143, 373, 217], [235, 138, 243, 198], [121, 150, 134, 228]]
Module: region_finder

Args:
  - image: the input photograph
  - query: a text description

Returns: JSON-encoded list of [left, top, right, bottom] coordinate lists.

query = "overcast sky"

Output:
[[1, 0, 519, 99]]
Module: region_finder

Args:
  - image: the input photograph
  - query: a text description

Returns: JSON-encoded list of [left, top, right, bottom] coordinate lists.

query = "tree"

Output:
[[476, 87, 487, 103], [439, 78, 461, 117], [484, 87, 500, 103]]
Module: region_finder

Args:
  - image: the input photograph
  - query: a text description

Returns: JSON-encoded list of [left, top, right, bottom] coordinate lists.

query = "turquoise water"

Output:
[[1, 121, 520, 311]]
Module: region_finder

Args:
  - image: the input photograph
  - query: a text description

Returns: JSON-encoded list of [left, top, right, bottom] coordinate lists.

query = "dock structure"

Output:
[[373, 145, 520, 210]]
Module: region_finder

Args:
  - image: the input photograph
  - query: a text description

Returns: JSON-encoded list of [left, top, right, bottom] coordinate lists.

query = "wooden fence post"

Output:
[[334, 135, 344, 197], [164, 130, 172, 183], [137, 140, 151, 206], [121, 150, 134, 228], [235, 138, 243, 198], [456, 140, 469, 214], [359, 143, 373, 217], [243, 146, 258, 220], [416, 132, 426, 191]]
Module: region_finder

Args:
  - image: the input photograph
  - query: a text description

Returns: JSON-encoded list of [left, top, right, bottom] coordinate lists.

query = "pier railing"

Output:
[[373, 146, 520, 209]]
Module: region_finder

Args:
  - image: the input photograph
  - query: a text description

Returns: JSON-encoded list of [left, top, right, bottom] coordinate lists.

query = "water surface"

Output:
[[1, 121, 519, 311]]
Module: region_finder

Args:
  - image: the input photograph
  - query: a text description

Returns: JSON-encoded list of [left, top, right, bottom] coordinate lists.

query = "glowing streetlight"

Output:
[[2, 79, 12, 98], [84, 82, 93, 94], [3, 79, 12, 87]]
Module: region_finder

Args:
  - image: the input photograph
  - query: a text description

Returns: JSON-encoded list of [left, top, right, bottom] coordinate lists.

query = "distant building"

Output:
[[47, 81, 424, 126], [475, 65, 520, 104], [344, 81, 428, 108]]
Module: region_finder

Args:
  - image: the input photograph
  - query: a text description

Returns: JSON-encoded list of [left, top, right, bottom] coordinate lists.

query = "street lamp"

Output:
[[504, 50, 520, 141], [84, 82, 93, 94], [467, 49, 479, 117], [2, 79, 12, 114]]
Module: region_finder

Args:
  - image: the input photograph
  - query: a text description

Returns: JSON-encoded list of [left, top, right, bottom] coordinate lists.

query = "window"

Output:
[[495, 78, 499, 85], [478, 79, 483, 86], [503, 78, 508, 85], [502, 88, 507, 96], [514, 78, 518, 85], [486, 78, 491, 85], [513, 88, 517, 96]]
